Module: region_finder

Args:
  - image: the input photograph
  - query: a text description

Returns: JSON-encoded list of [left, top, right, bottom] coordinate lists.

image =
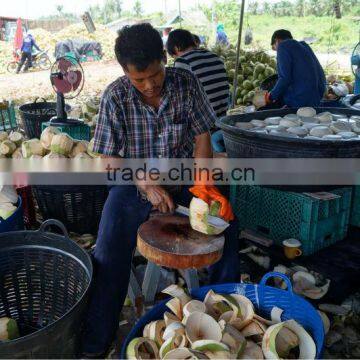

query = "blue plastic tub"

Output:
[[0, 196, 24, 233], [120, 272, 324, 359]]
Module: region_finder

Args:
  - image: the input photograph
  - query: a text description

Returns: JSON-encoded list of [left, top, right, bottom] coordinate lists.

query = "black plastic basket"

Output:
[[19, 98, 71, 139], [0, 220, 93, 358], [32, 185, 108, 235]]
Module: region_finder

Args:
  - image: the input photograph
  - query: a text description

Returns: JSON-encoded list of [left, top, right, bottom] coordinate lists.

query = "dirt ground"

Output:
[[0, 52, 352, 104], [0, 60, 124, 103]]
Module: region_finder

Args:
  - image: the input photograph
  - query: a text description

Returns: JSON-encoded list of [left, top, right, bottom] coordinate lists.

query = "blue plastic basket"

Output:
[[120, 272, 324, 359], [0, 196, 24, 233]]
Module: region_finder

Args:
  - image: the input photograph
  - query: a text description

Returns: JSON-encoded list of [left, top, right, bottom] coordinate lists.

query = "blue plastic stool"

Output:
[[121, 271, 324, 359]]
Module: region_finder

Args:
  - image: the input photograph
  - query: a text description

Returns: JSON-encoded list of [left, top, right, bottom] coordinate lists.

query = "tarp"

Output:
[[13, 18, 23, 58], [55, 39, 102, 60]]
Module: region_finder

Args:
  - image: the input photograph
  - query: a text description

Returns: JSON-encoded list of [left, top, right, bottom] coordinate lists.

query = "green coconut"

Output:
[[243, 80, 253, 90], [254, 63, 265, 76], [0, 317, 20, 341]]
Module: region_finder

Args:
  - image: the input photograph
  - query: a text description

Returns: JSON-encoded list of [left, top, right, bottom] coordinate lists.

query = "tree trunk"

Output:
[[334, 0, 341, 19]]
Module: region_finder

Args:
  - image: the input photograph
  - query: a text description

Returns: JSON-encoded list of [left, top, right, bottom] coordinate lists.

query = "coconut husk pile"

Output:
[[321, 292, 360, 358], [273, 264, 330, 300], [126, 284, 317, 359]]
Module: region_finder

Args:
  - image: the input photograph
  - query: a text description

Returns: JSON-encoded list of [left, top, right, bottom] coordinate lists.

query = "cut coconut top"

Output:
[[297, 107, 316, 118]]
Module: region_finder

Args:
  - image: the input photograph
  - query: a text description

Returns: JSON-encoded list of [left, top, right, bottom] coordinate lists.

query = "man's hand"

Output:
[[252, 90, 271, 109], [138, 184, 175, 213]]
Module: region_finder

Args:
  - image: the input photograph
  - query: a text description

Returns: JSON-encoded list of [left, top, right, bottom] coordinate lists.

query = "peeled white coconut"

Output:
[[250, 119, 266, 127], [40, 126, 61, 150], [302, 122, 322, 130], [12, 148, 23, 159], [0, 317, 20, 341], [330, 121, 352, 134], [189, 197, 224, 235], [0, 203, 17, 220], [352, 120, 360, 134], [338, 131, 358, 140], [185, 312, 222, 344], [0, 140, 16, 156], [350, 115, 360, 122], [310, 126, 332, 138], [126, 337, 159, 360], [0, 186, 18, 204], [44, 152, 67, 159], [0, 131, 8, 142], [51, 133, 74, 156], [8, 131, 23, 146], [283, 114, 300, 121], [70, 140, 89, 158], [287, 126, 308, 137], [322, 134, 342, 140], [332, 113, 347, 121], [251, 129, 268, 134], [22, 139, 46, 158], [280, 118, 301, 128], [235, 122, 254, 130], [300, 116, 318, 124], [262, 319, 316, 360], [265, 125, 287, 132], [297, 107, 316, 118], [315, 112, 333, 123], [264, 117, 282, 125], [74, 152, 92, 159], [30, 155, 43, 159], [305, 136, 322, 140]]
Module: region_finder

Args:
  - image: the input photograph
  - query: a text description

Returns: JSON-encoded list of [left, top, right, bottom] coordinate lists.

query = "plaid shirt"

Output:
[[93, 67, 216, 158]]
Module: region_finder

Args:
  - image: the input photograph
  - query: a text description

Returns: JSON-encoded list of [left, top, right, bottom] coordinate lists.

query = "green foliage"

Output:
[[88, 0, 123, 24], [133, 0, 143, 17]]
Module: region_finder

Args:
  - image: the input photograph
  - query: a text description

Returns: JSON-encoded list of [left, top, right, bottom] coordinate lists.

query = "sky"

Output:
[[2, 0, 213, 19]]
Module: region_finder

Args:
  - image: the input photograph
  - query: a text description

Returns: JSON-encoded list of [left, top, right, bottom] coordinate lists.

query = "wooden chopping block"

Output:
[[137, 214, 225, 269]]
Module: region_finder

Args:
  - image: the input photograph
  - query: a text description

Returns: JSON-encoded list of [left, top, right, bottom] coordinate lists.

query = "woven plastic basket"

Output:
[[121, 272, 324, 359], [32, 185, 108, 234], [0, 219, 93, 358], [0, 196, 24, 233], [16, 186, 37, 229]]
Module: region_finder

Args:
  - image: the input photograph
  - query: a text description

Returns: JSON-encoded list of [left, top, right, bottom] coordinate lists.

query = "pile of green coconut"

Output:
[[211, 45, 277, 106], [126, 285, 317, 359]]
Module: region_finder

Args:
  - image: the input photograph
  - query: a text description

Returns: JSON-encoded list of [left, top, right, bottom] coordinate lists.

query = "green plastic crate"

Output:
[[231, 186, 352, 255], [350, 186, 360, 227], [41, 122, 91, 141], [0, 102, 17, 131]]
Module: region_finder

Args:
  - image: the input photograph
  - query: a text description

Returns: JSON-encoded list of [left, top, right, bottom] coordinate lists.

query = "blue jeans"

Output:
[[81, 185, 239, 354]]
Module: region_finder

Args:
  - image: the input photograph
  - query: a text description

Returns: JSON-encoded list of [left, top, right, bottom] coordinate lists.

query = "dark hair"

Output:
[[271, 29, 293, 45], [192, 34, 201, 47], [166, 29, 196, 56], [115, 23, 164, 71]]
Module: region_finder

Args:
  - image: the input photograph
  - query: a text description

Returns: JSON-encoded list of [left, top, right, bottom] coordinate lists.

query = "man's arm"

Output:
[[194, 132, 212, 159], [32, 39, 41, 52], [270, 43, 292, 101]]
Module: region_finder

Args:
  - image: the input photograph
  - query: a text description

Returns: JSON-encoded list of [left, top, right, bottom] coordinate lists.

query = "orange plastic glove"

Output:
[[189, 185, 234, 222]]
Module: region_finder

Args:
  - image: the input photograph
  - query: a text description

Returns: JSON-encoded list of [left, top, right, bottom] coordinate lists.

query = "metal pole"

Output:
[[178, 0, 182, 28], [231, 0, 246, 109]]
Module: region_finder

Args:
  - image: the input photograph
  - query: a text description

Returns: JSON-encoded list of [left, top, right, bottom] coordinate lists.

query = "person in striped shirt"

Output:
[[167, 29, 230, 152]]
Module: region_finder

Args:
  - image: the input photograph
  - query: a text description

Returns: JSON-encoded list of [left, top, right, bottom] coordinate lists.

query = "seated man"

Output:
[[81, 23, 239, 357], [167, 29, 230, 152], [254, 29, 326, 109]]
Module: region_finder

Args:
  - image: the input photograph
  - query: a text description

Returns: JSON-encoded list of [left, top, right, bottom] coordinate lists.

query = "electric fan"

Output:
[[49, 56, 85, 125]]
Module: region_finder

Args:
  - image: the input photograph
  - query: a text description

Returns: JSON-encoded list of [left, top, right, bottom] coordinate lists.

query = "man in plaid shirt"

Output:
[[82, 23, 239, 357]]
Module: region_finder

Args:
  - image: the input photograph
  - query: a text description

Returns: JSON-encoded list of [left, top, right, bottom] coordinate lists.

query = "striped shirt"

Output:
[[93, 67, 216, 158], [174, 49, 230, 118]]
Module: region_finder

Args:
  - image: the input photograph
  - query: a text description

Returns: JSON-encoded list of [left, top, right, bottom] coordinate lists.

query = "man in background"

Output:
[[216, 23, 229, 47], [162, 26, 172, 46], [253, 29, 326, 108], [16, 32, 41, 73], [167, 29, 230, 120]]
